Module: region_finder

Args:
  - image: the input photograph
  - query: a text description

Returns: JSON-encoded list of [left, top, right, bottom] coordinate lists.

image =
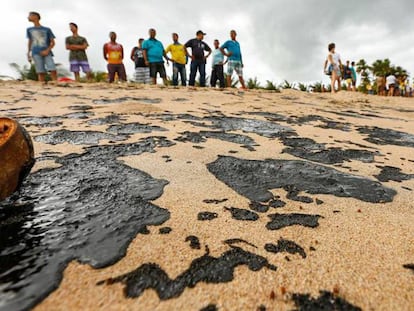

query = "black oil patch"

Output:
[[185, 236, 201, 249], [281, 136, 376, 164], [264, 239, 307, 258], [269, 199, 286, 208], [63, 111, 94, 119], [224, 238, 258, 249], [68, 104, 94, 111], [203, 199, 228, 204], [291, 290, 362, 311], [284, 185, 314, 203], [17, 116, 63, 128], [92, 96, 162, 105], [200, 304, 218, 311], [266, 213, 321, 230], [188, 116, 295, 138], [249, 201, 269, 213], [106, 122, 167, 135], [374, 166, 414, 182], [101, 246, 277, 300], [403, 264, 414, 273], [34, 129, 127, 145], [357, 126, 414, 147], [175, 130, 258, 151], [159, 227, 172, 234], [207, 156, 396, 203], [225, 207, 259, 221], [87, 114, 123, 125], [0, 137, 173, 311], [198, 212, 219, 221]]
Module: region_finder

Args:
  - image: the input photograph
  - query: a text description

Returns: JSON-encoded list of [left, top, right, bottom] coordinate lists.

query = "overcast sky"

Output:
[[2, 0, 414, 84]]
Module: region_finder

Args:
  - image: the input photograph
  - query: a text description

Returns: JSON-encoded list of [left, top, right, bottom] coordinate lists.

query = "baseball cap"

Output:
[[196, 30, 206, 35]]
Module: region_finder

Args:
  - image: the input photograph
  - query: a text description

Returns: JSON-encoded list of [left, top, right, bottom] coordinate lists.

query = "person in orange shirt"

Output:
[[103, 31, 127, 83]]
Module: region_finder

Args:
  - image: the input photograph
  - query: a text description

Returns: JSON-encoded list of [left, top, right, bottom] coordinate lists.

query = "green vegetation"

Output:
[[4, 58, 410, 96]]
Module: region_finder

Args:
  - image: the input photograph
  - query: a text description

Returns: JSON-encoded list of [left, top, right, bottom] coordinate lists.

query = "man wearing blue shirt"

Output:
[[26, 11, 57, 83], [142, 28, 169, 85], [220, 30, 246, 89]]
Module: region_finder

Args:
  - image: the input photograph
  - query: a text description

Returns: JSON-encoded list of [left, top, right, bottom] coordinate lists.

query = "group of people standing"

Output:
[[26, 11, 246, 89], [125, 28, 246, 89]]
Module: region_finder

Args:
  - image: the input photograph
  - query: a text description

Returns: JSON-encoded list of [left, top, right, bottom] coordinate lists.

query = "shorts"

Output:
[[70, 60, 91, 73], [149, 62, 166, 79], [32, 54, 56, 73], [134, 67, 151, 84], [227, 60, 243, 76]]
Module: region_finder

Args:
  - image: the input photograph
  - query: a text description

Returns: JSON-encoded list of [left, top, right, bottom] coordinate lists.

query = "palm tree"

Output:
[[356, 59, 371, 93]]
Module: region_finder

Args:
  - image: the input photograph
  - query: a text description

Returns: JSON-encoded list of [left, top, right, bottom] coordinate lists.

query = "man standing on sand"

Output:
[[165, 33, 187, 86], [185, 30, 211, 87], [142, 28, 169, 85], [103, 31, 127, 83], [130, 38, 151, 84], [66, 23, 92, 82], [220, 30, 246, 89], [210, 39, 226, 88], [26, 11, 57, 83]]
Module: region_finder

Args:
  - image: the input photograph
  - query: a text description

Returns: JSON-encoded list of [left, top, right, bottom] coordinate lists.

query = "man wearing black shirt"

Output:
[[185, 30, 211, 87]]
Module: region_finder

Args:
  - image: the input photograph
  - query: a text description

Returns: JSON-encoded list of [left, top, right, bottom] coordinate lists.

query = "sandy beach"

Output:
[[0, 81, 413, 311]]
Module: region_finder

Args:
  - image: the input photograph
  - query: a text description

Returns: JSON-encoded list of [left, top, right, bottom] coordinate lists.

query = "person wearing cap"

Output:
[[185, 30, 212, 87], [66, 22, 92, 82], [142, 28, 169, 85], [26, 11, 57, 83], [165, 33, 187, 86], [220, 30, 246, 89]]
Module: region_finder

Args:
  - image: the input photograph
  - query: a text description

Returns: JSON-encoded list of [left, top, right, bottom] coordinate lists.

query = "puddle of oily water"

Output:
[[0, 138, 174, 311]]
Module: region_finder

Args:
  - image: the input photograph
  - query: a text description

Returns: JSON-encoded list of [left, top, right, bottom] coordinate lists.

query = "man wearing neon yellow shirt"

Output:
[[165, 33, 187, 86]]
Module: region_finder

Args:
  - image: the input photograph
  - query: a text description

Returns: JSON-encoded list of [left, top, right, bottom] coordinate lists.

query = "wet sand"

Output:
[[0, 81, 413, 311]]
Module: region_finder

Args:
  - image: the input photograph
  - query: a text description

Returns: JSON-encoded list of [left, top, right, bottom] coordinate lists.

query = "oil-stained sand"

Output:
[[0, 81, 413, 311]]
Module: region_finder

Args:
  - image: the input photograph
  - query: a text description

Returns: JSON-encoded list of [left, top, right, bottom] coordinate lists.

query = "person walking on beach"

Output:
[[142, 28, 169, 85], [185, 30, 211, 87], [323, 43, 342, 93], [130, 38, 150, 84], [220, 30, 246, 89], [350, 61, 357, 91], [103, 31, 127, 83], [26, 11, 57, 83], [65, 23, 92, 82], [210, 39, 226, 88], [165, 33, 187, 86]]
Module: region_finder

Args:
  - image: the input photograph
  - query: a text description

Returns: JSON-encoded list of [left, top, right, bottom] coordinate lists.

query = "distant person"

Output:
[[210, 39, 226, 88], [386, 73, 397, 96], [165, 33, 187, 86], [220, 30, 246, 89], [185, 30, 211, 87], [350, 61, 357, 91], [142, 28, 169, 85], [323, 42, 342, 93], [103, 31, 127, 83], [130, 38, 150, 84], [376, 76, 386, 96], [65, 23, 91, 82], [343, 60, 352, 90], [26, 11, 57, 82]]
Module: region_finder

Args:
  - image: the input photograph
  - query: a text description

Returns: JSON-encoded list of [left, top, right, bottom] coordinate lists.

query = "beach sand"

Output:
[[0, 81, 413, 311]]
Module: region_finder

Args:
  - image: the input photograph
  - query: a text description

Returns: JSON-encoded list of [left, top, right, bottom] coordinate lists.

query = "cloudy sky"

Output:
[[2, 0, 414, 84]]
